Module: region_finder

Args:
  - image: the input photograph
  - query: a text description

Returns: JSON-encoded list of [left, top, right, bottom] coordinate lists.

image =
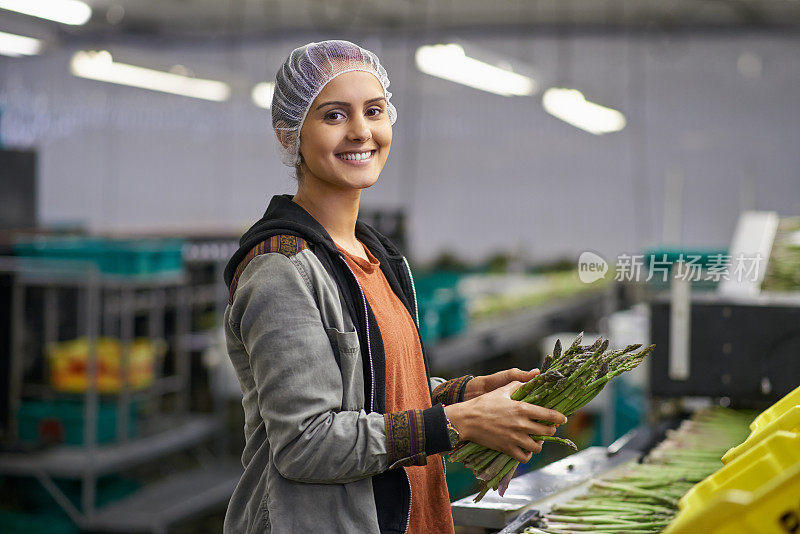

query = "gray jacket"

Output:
[[222, 208, 471, 534]]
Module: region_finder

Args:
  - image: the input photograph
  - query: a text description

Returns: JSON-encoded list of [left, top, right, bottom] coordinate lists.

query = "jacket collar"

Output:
[[224, 194, 405, 288]]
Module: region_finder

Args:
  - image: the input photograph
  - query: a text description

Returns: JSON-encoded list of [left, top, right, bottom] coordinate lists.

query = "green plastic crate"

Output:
[[14, 237, 184, 278], [414, 271, 470, 343], [439, 292, 469, 338], [417, 296, 443, 345], [17, 399, 138, 446], [642, 247, 728, 292], [444, 461, 480, 501]]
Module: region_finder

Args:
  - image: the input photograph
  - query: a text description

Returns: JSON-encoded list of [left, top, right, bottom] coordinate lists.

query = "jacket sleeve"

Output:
[[230, 252, 448, 484], [431, 375, 474, 405], [430, 376, 446, 392]]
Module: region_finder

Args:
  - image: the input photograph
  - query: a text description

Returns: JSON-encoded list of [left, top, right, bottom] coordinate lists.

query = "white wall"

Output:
[[1, 31, 798, 264]]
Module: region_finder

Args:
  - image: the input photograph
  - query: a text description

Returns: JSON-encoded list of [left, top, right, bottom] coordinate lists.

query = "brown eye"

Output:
[[325, 111, 345, 121], [366, 107, 382, 117]]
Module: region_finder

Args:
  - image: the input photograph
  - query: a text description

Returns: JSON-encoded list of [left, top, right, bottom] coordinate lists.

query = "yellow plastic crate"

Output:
[[722, 405, 800, 464], [751, 384, 800, 432], [47, 337, 164, 393], [722, 384, 800, 464], [664, 430, 800, 534]]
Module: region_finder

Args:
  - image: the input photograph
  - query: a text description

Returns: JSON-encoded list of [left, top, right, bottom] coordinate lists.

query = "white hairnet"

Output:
[[271, 40, 397, 166]]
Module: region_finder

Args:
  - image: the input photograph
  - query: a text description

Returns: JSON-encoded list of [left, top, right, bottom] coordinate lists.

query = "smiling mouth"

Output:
[[336, 150, 376, 163]]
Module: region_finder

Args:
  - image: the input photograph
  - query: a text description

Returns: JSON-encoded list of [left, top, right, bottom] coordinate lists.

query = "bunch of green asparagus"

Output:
[[449, 333, 655, 502], [523, 408, 753, 534]]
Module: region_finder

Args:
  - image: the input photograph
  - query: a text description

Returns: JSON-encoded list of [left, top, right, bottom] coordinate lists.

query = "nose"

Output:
[[347, 114, 371, 143]]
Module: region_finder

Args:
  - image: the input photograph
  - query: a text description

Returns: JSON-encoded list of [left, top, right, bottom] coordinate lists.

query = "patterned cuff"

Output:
[[432, 375, 474, 405], [384, 410, 427, 469]]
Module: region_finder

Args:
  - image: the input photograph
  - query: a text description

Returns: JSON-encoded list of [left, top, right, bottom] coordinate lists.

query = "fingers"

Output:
[[522, 404, 568, 425], [511, 412, 558, 436], [508, 446, 535, 463], [528, 422, 558, 437], [508, 438, 543, 462], [525, 438, 544, 454], [478, 368, 542, 397], [504, 426, 548, 459], [506, 367, 540, 382]]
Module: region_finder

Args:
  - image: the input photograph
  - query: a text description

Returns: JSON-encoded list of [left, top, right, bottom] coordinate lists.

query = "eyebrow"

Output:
[[315, 96, 386, 111]]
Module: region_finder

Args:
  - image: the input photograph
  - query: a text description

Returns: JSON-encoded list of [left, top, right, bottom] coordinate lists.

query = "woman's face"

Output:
[[298, 70, 392, 191]]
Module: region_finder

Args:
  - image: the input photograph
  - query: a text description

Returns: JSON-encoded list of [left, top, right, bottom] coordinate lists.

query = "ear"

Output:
[[273, 120, 296, 150]]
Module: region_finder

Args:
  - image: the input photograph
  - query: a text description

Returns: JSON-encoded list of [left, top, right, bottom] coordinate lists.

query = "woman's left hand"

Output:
[[464, 368, 540, 401]]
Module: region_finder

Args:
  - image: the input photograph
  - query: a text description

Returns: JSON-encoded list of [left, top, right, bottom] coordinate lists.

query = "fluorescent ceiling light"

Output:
[[0, 0, 91, 25], [415, 44, 536, 97], [251, 81, 275, 109], [542, 88, 626, 135], [0, 30, 43, 57], [70, 51, 231, 102]]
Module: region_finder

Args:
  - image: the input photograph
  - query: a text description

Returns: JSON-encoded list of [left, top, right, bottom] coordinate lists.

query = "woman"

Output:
[[223, 40, 567, 534]]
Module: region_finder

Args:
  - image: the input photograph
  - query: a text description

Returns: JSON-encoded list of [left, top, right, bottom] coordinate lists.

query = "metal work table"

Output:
[[451, 446, 641, 531]]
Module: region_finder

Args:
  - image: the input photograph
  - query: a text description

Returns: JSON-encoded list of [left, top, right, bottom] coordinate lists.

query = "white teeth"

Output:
[[338, 151, 373, 161]]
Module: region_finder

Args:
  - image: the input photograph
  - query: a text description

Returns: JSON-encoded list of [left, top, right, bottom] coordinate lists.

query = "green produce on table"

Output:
[[521, 408, 753, 534], [448, 333, 655, 502], [470, 271, 609, 320], [762, 217, 800, 292]]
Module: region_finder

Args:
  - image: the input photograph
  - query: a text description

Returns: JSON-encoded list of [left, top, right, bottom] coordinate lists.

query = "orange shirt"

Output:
[[337, 241, 454, 534]]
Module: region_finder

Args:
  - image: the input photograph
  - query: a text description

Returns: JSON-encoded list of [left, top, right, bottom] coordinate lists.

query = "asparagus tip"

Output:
[[623, 343, 643, 353], [636, 344, 656, 358], [573, 332, 584, 346], [542, 369, 565, 382]]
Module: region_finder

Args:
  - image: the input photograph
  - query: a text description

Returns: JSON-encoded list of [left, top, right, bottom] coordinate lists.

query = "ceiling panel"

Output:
[[3, 0, 798, 41]]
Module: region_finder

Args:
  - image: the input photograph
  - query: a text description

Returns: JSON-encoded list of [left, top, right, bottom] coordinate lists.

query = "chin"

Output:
[[327, 166, 381, 189], [346, 174, 380, 190]]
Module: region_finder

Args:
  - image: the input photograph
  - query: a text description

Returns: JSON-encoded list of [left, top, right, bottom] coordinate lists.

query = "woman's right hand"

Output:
[[444, 381, 568, 463]]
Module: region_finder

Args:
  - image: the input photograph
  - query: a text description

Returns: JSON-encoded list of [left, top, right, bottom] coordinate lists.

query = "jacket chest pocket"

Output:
[[325, 327, 365, 411]]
